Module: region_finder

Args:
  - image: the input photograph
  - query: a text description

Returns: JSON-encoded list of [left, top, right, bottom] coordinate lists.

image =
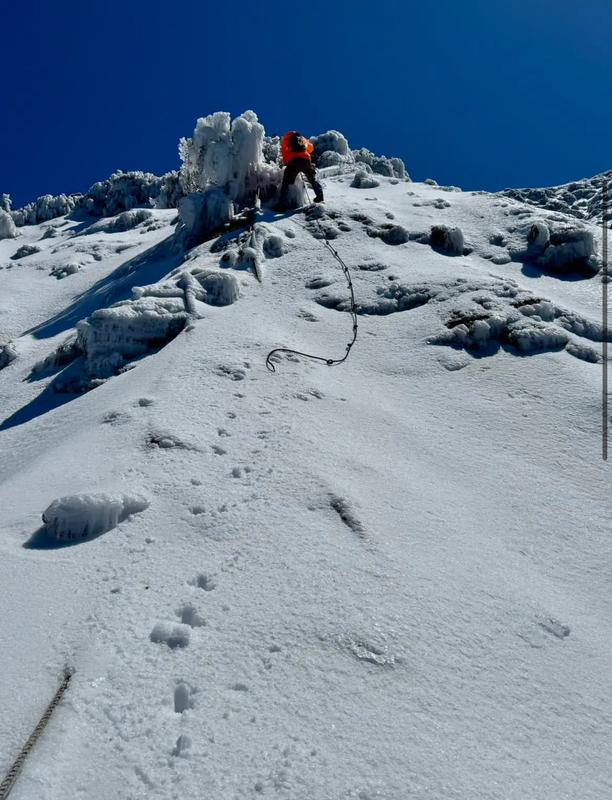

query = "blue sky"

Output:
[[2, 0, 611, 207]]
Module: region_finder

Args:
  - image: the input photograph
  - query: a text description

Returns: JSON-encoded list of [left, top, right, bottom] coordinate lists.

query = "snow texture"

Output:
[[42, 492, 149, 541]]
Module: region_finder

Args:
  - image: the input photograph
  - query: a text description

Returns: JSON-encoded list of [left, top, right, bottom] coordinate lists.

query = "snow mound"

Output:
[[0, 209, 18, 239], [42, 492, 149, 541], [77, 297, 188, 377]]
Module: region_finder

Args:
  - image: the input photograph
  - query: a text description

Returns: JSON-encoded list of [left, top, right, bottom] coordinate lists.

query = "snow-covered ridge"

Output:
[[500, 169, 612, 222]]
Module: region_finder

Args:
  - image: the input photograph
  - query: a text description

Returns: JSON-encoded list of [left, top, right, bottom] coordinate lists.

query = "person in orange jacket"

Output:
[[276, 131, 324, 210]]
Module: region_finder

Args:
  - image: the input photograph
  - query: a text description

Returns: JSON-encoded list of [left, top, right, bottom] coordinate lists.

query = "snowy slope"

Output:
[[1, 170, 611, 800]]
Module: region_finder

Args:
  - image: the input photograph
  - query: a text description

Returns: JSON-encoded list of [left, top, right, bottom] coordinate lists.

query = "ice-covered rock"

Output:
[[77, 296, 188, 377], [11, 244, 40, 260], [191, 269, 240, 306], [178, 189, 234, 244], [80, 170, 160, 217], [311, 130, 350, 159], [527, 221, 550, 250], [10, 193, 79, 226], [42, 492, 150, 541], [0, 342, 17, 370], [179, 110, 279, 207], [0, 209, 18, 239], [536, 228, 597, 276], [351, 171, 380, 189], [353, 148, 408, 179], [430, 225, 465, 255]]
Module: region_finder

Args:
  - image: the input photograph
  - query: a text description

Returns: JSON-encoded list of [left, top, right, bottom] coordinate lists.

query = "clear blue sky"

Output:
[[2, 0, 611, 207]]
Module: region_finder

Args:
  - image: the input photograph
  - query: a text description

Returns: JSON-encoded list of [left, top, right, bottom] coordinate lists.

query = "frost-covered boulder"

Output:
[[155, 171, 183, 209], [311, 130, 350, 159], [178, 189, 234, 244], [262, 135, 280, 165], [317, 150, 347, 168], [192, 269, 240, 306], [77, 296, 188, 377], [42, 492, 149, 541], [0, 209, 18, 239], [353, 148, 408, 179], [80, 170, 160, 217], [10, 193, 80, 226], [536, 228, 597, 276], [351, 171, 380, 189], [430, 225, 465, 255], [11, 244, 41, 260], [0, 342, 17, 370], [527, 221, 550, 251]]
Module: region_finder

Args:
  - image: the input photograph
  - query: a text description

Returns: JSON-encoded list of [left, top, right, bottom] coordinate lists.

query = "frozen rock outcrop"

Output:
[[178, 110, 279, 207], [10, 193, 79, 226], [191, 269, 240, 306], [0, 209, 19, 239], [77, 296, 188, 377], [42, 492, 150, 541], [430, 225, 465, 255], [351, 171, 380, 189]]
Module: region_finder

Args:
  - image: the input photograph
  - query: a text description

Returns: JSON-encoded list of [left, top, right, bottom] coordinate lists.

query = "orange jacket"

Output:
[[281, 131, 314, 165]]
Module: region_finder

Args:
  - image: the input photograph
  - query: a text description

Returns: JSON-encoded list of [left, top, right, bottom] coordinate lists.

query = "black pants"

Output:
[[279, 158, 323, 203]]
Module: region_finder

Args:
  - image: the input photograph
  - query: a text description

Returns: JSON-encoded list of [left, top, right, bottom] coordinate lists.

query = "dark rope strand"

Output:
[[266, 180, 358, 372]]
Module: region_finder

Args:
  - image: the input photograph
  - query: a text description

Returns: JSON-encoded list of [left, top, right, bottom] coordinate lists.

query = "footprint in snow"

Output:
[[150, 622, 190, 649], [174, 682, 196, 713], [177, 603, 206, 627], [189, 573, 217, 591]]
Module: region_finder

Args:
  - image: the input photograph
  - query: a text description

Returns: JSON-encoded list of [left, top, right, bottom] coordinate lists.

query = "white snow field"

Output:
[[1, 121, 611, 799]]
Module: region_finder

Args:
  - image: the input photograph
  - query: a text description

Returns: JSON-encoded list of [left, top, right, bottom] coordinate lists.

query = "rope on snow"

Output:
[[265, 183, 358, 373], [0, 667, 73, 800]]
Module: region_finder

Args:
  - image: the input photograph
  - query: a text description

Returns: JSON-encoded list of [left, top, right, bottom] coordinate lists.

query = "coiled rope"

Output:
[[0, 668, 72, 800], [265, 182, 359, 372]]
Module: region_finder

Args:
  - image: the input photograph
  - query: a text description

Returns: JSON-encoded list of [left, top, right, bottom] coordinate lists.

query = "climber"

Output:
[[275, 131, 324, 210]]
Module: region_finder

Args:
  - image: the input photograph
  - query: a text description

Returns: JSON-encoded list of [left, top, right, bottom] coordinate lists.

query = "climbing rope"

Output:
[[0, 667, 72, 800], [265, 181, 359, 372]]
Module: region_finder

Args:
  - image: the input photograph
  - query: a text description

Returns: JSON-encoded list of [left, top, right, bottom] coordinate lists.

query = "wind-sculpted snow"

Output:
[[42, 492, 149, 541]]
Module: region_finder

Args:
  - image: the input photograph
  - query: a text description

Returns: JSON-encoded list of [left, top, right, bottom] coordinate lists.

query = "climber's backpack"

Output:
[[289, 132, 307, 153]]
